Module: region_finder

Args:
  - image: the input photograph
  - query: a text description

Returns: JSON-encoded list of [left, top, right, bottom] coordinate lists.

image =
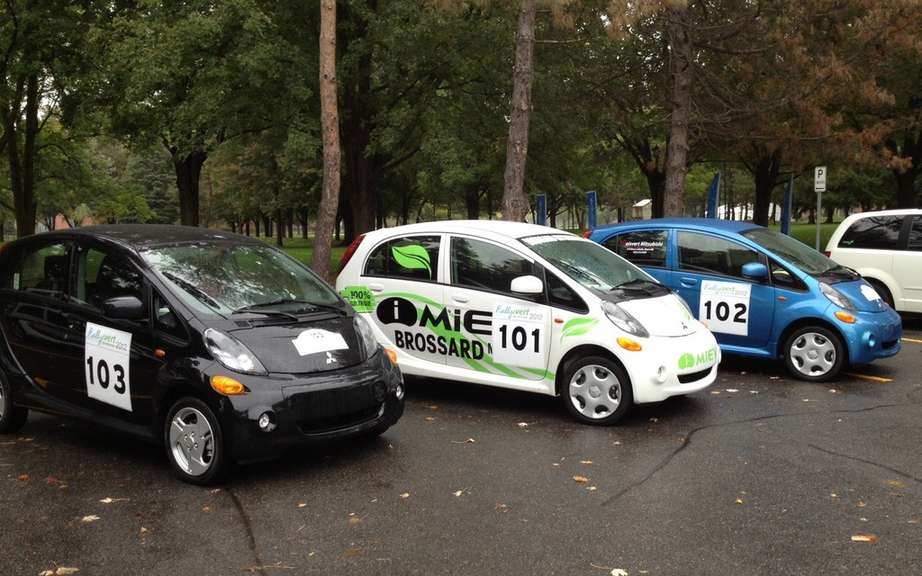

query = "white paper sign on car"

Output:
[[85, 322, 133, 412], [699, 280, 751, 336], [292, 329, 349, 357], [492, 303, 546, 369]]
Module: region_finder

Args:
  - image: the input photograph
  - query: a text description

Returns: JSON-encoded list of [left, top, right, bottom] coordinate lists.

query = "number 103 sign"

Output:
[[699, 280, 751, 336]]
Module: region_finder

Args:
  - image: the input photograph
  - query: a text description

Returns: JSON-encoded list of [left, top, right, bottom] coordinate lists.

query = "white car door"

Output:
[[443, 235, 551, 382], [891, 215, 922, 312], [358, 234, 447, 367]]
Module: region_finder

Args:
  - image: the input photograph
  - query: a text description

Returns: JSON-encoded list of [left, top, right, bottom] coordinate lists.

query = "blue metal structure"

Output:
[[536, 195, 547, 226], [586, 191, 597, 231], [705, 172, 721, 218], [781, 175, 794, 235]]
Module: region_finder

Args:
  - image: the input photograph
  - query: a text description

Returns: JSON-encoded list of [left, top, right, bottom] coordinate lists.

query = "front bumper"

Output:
[[212, 351, 405, 464], [623, 328, 721, 404], [832, 306, 902, 365]]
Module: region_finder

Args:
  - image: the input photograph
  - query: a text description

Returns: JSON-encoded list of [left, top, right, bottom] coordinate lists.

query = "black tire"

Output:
[[783, 325, 846, 382], [560, 355, 633, 425], [866, 279, 895, 309], [163, 397, 229, 485], [0, 370, 28, 434]]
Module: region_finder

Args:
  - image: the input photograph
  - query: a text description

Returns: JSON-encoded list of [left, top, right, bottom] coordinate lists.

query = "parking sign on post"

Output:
[[814, 166, 826, 250]]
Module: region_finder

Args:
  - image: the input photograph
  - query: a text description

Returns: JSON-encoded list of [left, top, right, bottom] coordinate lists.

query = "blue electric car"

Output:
[[589, 219, 902, 381]]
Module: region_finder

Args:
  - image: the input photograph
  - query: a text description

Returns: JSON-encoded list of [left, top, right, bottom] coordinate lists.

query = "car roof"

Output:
[[41, 225, 261, 250], [592, 217, 760, 235], [843, 208, 922, 218], [363, 220, 578, 242]]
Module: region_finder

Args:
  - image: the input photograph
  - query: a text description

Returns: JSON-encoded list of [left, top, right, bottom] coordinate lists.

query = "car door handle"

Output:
[[368, 283, 384, 293], [451, 294, 469, 304], [680, 278, 699, 287]]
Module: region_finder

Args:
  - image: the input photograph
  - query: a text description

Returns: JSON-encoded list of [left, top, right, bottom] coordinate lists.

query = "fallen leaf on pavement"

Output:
[[39, 568, 80, 576], [98, 497, 129, 504], [348, 516, 362, 525], [725, 389, 738, 393], [710, 391, 721, 395], [851, 533, 878, 543], [573, 475, 589, 483], [580, 460, 593, 465], [297, 502, 306, 508], [201, 505, 212, 513], [611, 570, 628, 576], [453, 490, 464, 497], [587, 486, 597, 492], [885, 479, 907, 489], [428, 405, 439, 411], [341, 547, 362, 558], [424, 416, 436, 422], [517, 422, 529, 428], [18, 474, 29, 482], [735, 498, 744, 505], [399, 493, 410, 499], [80, 515, 100, 523]]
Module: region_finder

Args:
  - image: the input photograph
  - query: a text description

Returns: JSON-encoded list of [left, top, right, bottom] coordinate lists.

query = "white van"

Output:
[[336, 221, 720, 425], [825, 209, 922, 312]]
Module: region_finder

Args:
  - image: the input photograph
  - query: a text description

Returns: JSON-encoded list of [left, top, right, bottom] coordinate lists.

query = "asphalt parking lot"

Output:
[[2, 319, 921, 576]]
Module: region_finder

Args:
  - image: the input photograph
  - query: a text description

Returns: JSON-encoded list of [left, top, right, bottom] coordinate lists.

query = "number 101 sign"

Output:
[[699, 280, 751, 336], [492, 303, 546, 369]]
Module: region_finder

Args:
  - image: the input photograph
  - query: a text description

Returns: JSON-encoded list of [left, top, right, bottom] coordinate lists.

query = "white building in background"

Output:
[[632, 198, 652, 220]]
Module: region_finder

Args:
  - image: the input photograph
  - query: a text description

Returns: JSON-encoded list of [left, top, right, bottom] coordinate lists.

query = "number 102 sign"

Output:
[[699, 280, 751, 336]]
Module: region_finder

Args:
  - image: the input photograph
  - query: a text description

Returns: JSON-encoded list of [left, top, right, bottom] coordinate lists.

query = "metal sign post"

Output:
[[814, 166, 826, 250]]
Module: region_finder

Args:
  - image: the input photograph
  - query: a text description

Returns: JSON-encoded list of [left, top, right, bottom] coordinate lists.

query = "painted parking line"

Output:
[[901, 337, 922, 344], [844, 372, 893, 383]]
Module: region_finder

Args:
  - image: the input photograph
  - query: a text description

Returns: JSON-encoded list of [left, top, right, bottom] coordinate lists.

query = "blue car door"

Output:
[[599, 229, 673, 286], [674, 230, 775, 351]]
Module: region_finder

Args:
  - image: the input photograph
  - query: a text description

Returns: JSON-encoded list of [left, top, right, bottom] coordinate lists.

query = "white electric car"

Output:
[[336, 221, 719, 424]]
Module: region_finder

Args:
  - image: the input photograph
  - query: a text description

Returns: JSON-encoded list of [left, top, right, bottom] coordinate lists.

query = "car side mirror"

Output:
[[103, 296, 146, 321], [510, 275, 544, 295], [741, 262, 768, 280]]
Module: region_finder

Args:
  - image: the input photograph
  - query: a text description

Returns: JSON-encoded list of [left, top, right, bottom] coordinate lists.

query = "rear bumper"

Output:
[[626, 329, 721, 404], [836, 307, 902, 365], [215, 352, 405, 463]]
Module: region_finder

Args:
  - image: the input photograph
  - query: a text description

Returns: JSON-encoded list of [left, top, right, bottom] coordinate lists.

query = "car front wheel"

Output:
[[561, 355, 633, 425], [164, 397, 229, 485], [784, 326, 845, 382], [0, 371, 28, 434]]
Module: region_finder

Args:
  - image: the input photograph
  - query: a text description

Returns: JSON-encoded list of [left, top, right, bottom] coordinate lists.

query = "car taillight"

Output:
[[581, 230, 592, 239], [339, 234, 366, 272], [823, 251, 831, 257]]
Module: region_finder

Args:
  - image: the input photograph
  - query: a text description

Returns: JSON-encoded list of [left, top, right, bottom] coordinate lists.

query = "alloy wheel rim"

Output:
[[790, 332, 836, 376], [169, 407, 215, 476], [569, 364, 621, 419]]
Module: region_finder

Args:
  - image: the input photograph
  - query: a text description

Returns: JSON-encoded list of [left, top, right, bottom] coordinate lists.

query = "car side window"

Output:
[[908, 216, 922, 251], [839, 216, 904, 250], [364, 236, 441, 282], [75, 246, 146, 316], [2, 242, 70, 297], [603, 230, 668, 268], [769, 260, 806, 291], [451, 237, 538, 296], [546, 271, 588, 312], [678, 232, 762, 279]]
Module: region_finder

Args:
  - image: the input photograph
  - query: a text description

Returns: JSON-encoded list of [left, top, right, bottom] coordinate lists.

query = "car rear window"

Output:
[[603, 230, 668, 268], [838, 216, 904, 250], [364, 235, 441, 282], [909, 216, 922, 251]]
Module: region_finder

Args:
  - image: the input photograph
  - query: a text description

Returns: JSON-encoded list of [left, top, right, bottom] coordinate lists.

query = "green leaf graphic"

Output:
[[392, 244, 432, 277], [561, 317, 599, 341], [678, 353, 695, 370]]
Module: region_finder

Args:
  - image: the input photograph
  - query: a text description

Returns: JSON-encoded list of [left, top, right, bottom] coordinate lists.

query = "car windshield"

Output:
[[523, 235, 655, 293], [740, 227, 838, 276], [141, 243, 340, 316]]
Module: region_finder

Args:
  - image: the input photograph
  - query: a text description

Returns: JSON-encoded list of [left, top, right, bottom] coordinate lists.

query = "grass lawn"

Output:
[[769, 222, 840, 250], [254, 235, 347, 273]]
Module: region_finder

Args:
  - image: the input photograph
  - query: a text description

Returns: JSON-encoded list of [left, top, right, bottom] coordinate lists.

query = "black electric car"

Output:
[[0, 225, 404, 484]]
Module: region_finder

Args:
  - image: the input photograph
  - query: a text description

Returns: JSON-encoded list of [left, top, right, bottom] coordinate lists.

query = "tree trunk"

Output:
[[245, 221, 251, 236], [895, 170, 918, 209], [287, 207, 294, 238], [501, 0, 536, 222], [275, 209, 284, 247], [752, 149, 781, 227], [299, 207, 309, 239], [254, 218, 260, 236], [170, 148, 207, 227], [663, 7, 692, 217], [5, 75, 38, 238], [313, 0, 342, 281]]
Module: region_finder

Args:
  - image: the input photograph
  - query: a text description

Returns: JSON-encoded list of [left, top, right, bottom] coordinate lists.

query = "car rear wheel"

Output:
[[561, 355, 633, 425], [0, 371, 28, 434], [164, 397, 228, 485], [784, 326, 845, 382]]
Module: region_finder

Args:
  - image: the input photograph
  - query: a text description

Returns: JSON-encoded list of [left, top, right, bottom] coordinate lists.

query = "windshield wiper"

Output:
[[611, 278, 662, 291], [233, 306, 300, 322], [234, 298, 345, 317]]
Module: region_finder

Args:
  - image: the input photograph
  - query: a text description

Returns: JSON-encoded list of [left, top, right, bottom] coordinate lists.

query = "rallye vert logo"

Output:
[[377, 297, 492, 360], [677, 347, 718, 370]]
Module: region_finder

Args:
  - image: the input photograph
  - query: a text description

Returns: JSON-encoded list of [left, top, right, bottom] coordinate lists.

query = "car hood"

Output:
[[618, 294, 699, 337], [832, 279, 890, 313], [228, 315, 364, 374]]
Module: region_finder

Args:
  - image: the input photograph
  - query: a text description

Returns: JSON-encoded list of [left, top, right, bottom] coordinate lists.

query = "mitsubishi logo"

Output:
[[325, 351, 335, 364], [681, 321, 688, 331]]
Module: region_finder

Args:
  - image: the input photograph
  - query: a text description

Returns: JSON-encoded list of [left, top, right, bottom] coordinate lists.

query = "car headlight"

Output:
[[204, 328, 267, 375], [602, 300, 649, 338], [820, 282, 855, 310], [354, 315, 380, 359]]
